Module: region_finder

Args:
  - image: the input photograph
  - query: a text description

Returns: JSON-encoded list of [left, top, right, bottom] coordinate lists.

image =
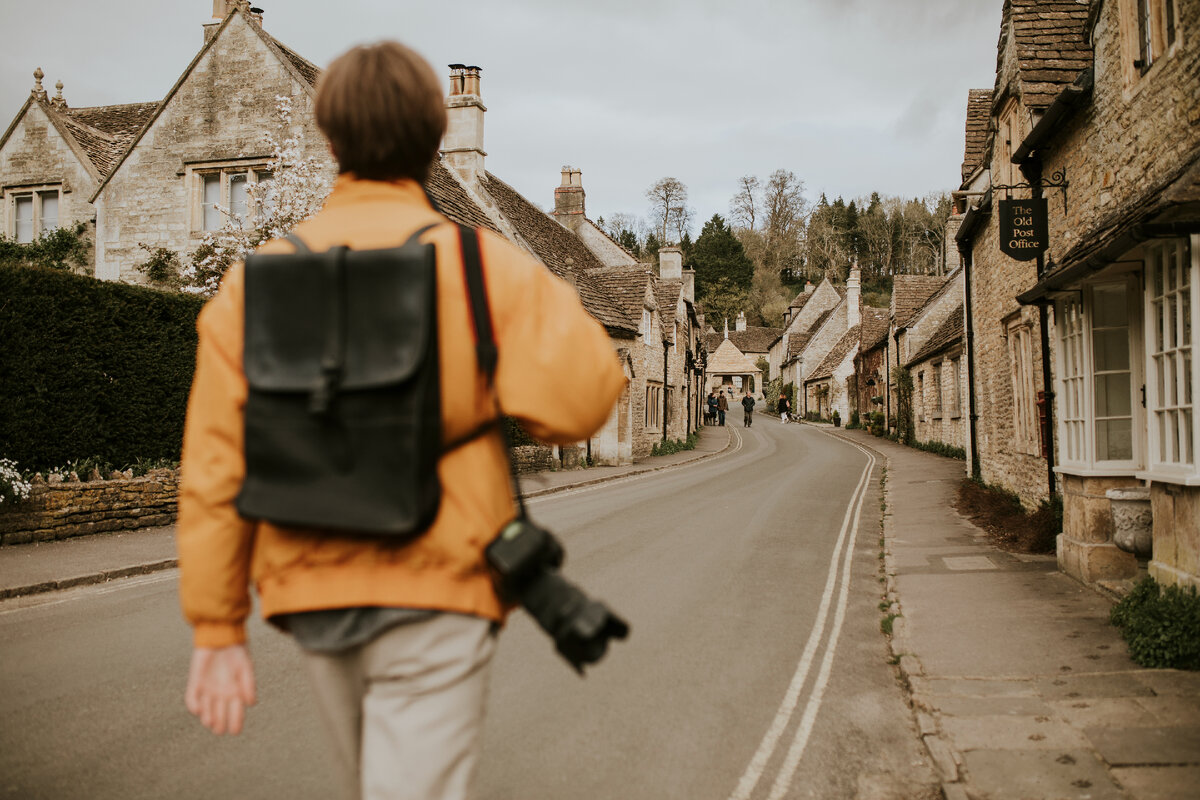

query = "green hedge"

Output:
[[0, 264, 206, 471]]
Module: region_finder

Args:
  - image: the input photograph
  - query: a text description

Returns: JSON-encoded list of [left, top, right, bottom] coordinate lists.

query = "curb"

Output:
[[521, 427, 735, 500], [0, 558, 179, 601]]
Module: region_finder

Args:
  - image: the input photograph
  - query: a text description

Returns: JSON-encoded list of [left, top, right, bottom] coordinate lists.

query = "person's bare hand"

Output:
[[185, 645, 257, 735]]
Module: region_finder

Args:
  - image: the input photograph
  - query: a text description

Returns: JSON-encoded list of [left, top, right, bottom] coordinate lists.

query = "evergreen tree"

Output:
[[692, 214, 754, 298], [679, 230, 694, 264], [644, 231, 662, 263]]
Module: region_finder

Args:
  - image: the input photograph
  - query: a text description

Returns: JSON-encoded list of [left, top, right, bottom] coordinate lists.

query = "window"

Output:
[[8, 187, 62, 242], [1092, 283, 1135, 461], [932, 363, 943, 418], [1006, 317, 1040, 454], [642, 308, 653, 337], [1145, 238, 1196, 473], [191, 164, 274, 232], [1057, 296, 1088, 463], [1122, 0, 1179, 80], [950, 359, 962, 418], [644, 383, 662, 428], [917, 371, 925, 421]]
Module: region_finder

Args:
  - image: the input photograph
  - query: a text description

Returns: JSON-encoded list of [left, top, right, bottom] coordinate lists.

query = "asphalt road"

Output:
[[0, 420, 938, 800]]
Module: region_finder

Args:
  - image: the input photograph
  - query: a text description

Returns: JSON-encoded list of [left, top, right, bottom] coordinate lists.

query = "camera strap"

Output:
[[458, 225, 529, 520]]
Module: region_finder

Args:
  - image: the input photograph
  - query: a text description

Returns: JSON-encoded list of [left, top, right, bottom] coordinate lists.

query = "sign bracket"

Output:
[[992, 167, 1069, 215]]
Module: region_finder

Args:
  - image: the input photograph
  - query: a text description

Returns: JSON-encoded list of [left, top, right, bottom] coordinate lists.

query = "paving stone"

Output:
[[942, 714, 1090, 752], [923, 734, 960, 782], [1085, 725, 1200, 767], [935, 695, 1056, 717], [1036, 673, 1158, 701], [1047, 697, 1160, 728], [1132, 671, 1200, 697], [926, 678, 1039, 698], [961, 749, 1127, 800], [1132, 695, 1200, 727], [1110, 765, 1200, 800]]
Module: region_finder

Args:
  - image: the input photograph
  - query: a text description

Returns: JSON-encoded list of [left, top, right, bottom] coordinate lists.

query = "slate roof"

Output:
[[808, 326, 860, 382], [1003, 0, 1093, 110], [859, 306, 891, 352], [426, 160, 499, 233], [483, 173, 636, 336], [908, 304, 965, 365], [707, 338, 760, 375], [654, 278, 684, 333], [785, 307, 835, 363], [704, 326, 782, 356], [788, 288, 814, 311], [961, 89, 993, 183], [892, 275, 946, 328], [268, 36, 321, 87], [41, 101, 159, 178]]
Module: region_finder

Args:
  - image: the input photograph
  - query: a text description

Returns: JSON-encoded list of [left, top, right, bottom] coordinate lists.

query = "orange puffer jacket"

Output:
[[177, 176, 626, 648]]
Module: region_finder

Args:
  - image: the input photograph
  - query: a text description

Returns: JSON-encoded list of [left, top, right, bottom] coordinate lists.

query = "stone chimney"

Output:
[[658, 246, 682, 280], [553, 166, 584, 233], [723, 318, 729, 340], [443, 64, 487, 183], [205, 1, 261, 43], [681, 267, 695, 305], [805, 280, 814, 293], [847, 260, 861, 330], [735, 311, 747, 332]]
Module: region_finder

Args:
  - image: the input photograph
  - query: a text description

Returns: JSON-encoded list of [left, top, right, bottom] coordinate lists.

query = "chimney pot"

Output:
[[443, 63, 487, 182]]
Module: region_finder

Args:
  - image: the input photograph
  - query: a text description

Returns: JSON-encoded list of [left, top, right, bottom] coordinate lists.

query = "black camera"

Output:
[[486, 518, 629, 674]]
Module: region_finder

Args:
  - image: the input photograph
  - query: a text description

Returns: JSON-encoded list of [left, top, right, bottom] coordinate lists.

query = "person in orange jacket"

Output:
[[177, 41, 625, 800]]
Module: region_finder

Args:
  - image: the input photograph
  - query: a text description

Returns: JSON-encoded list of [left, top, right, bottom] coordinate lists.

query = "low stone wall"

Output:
[[0, 470, 179, 545], [511, 445, 555, 475]]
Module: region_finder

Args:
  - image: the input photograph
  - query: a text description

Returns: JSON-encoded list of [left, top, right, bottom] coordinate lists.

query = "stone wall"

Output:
[[511, 445, 555, 475], [911, 347, 969, 450], [1058, 474, 1140, 585], [0, 471, 178, 545], [94, 13, 332, 283], [1149, 484, 1200, 590]]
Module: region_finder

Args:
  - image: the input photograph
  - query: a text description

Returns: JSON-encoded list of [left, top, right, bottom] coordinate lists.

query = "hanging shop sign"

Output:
[[998, 198, 1048, 261]]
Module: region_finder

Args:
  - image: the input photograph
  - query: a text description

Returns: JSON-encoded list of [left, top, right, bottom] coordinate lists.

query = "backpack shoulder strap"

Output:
[[458, 225, 497, 386]]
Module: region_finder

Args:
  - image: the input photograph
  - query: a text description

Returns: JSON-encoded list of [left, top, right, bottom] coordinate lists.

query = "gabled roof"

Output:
[[705, 326, 782, 355], [788, 288, 815, 311], [908, 304, 965, 365], [859, 306, 891, 352], [707, 338, 760, 375], [785, 307, 835, 364], [268, 35, 321, 87], [808, 326, 860, 382], [892, 274, 946, 328], [483, 174, 636, 336], [1002, 0, 1093, 110], [654, 278, 684, 333], [427, 160, 499, 233], [961, 89, 993, 184]]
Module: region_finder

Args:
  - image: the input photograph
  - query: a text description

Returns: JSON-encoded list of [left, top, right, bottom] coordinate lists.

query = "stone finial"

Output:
[[32, 67, 47, 101], [51, 80, 66, 109]]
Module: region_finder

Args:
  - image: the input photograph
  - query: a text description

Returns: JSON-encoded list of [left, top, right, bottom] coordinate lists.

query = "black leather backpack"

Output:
[[235, 224, 494, 538]]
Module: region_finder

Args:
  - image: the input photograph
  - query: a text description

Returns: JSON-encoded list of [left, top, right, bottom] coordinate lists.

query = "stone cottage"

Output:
[[1001, 0, 1200, 589], [904, 271, 968, 451], [704, 312, 781, 391]]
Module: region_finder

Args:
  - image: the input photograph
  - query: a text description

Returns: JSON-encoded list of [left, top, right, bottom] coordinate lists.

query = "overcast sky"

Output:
[[1, 0, 1002, 234]]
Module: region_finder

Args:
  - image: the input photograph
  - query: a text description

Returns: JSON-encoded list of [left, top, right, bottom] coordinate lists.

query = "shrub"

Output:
[[0, 263, 206, 471], [652, 433, 699, 457], [868, 411, 886, 436], [955, 478, 1059, 554], [0, 223, 90, 273], [909, 439, 967, 460], [135, 244, 184, 287], [1110, 577, 1200, 670], [0, 458, 32, 505], [847, 409, 861, 429]]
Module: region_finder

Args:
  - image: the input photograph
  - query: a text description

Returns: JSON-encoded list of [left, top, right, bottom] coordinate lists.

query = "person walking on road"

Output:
[[717, 390, 728, 426], [777, 392, 791, 424], [741, 390, 755, 427], [176, 41, 625, 800], [706, 389, 719, 425]]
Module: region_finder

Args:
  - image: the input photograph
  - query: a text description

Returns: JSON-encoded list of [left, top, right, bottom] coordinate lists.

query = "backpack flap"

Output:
[[243, 241, 437, 395]]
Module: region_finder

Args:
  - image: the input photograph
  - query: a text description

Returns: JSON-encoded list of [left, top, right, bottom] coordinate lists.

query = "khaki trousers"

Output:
[[300, 613, 497, 800]]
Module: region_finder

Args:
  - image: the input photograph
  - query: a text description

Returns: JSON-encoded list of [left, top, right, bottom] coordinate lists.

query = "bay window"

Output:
[[1144, 237, 1197, 476]]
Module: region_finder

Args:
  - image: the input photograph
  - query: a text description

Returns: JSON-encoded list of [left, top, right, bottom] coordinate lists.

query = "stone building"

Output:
[[0, 70, 156, 262], [851, 307, 891, 424], [704, 312, 781, 392], [906, 286, 968, 451], [999, 0, 1200, 588], [768, 277, 844, 393]]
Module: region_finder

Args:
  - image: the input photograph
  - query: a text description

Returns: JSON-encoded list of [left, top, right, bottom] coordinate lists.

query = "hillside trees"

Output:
[[691, 214, 754, 301], [645, 177, 692, 244]]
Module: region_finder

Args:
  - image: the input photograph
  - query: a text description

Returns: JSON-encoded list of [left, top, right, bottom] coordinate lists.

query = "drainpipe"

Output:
[[663, 340, 670, 442], [960, 244, 982, 480], [1021, 157, 1057, 498]]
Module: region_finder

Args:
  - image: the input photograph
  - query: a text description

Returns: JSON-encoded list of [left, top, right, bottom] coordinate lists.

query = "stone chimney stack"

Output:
[[724, 318, 729, 340], [681, 267, 695, 305], [735, 311, 747, 332], [658, 246, 682, 280], [443, 64, 487, 184], [805, 280, 814, 293], [847, 260, 861, 330], [205, 1, 261, 42], [552, 166, 585, 233]]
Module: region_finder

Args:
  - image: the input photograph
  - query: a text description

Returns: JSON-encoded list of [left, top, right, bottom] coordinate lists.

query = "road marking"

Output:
[[728, 432, 876, 800]]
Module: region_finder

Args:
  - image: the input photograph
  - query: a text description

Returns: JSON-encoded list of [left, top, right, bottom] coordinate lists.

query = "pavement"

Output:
[[2, 421, 1198, 799]]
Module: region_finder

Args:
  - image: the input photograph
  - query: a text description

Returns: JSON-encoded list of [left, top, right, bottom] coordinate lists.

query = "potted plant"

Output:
[[832, 410, 841, 428]]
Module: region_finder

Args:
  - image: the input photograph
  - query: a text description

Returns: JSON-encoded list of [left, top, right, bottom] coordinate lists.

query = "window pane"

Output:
[[1093, 284, 1127, 327], [1096, 419, 1134, 461], [14, 196, 33, 243], [202, 175, 221, 230], [229, 173, 248, 224], [1093, 329, 1130, 372], [257, 170, 276, 217], [1095, 373, 1133, 417], [39, 193, 58, 233]]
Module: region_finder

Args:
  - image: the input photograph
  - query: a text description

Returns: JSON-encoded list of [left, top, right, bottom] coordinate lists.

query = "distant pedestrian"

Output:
[[777, 393, 791, 424], [717, 390, 728, 426], [706, 389, 719, 425], [741, 391, 755, 427]]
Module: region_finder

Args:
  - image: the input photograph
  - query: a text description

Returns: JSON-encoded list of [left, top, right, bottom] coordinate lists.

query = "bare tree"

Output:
[[761, 169, 808, 277], [646, 177, 689, 244], [729, 175, 760, 231]]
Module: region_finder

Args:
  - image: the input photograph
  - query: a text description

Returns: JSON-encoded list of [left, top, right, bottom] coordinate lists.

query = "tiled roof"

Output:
[[268, 35, 321, 87], [1004, 0, 1093, 110], [785, 308, 835, 363], [808, 326, 860, 382], [892, 275, 946, 328], [788, 288, 814, 311], [483, 173, 636, 335], [52, 101, 158, 177], [962, 89, 993, 183], [707, 338, 760, 375], [655, 279, 684, 332], [704, 326, 782, 355], [590, 264, 654, 319], [908, 304, 965, 365], [426, 160, 500, 233], [859, 306, 891, 352]]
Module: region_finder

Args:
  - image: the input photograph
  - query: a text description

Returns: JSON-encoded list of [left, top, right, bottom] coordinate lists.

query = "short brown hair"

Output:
[[315, 41, 446, 182]]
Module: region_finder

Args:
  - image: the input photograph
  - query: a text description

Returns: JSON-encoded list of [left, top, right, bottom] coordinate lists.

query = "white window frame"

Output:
[[5, 184, 63, 242], [1056, 294, 1090, 466], [1140, 236, 1199, 483], [186, 161, 274, 234], [931, 362, 943, 419], [1005, 315, 1041, 456], [950, 358, 962, 419]]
